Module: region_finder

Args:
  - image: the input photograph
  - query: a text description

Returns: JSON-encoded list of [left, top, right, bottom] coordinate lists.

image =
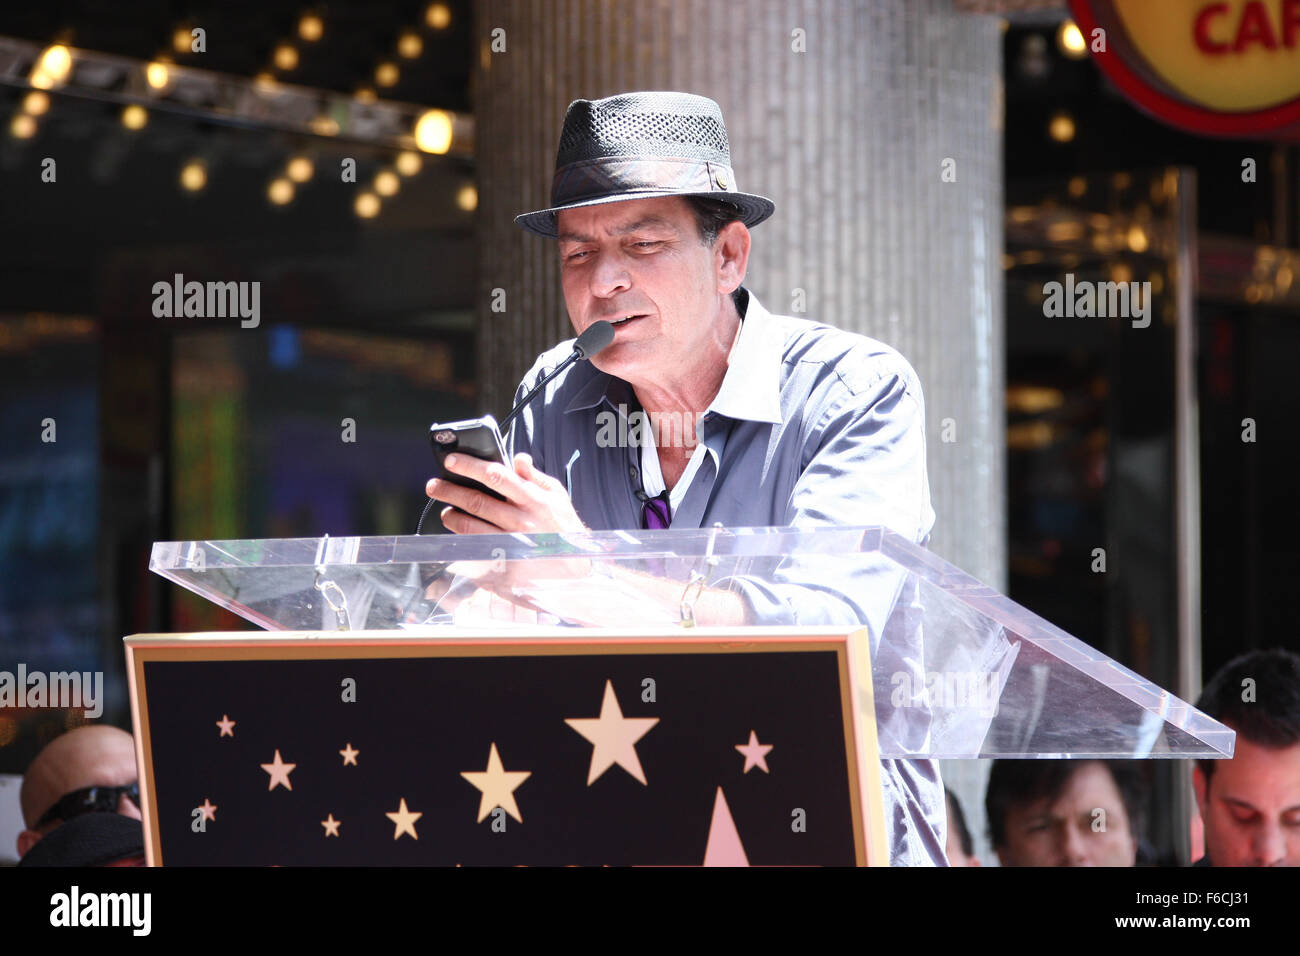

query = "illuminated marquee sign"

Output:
[[1068, 0, 1300, 138]]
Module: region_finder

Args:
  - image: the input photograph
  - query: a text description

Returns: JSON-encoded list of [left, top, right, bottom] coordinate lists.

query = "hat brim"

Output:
[[515, 190, 775, 238]]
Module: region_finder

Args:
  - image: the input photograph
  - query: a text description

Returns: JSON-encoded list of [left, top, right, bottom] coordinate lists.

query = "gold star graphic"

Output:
[[460, 742, 531, 823], [339, 742, 359, 766], [198, 798, 217, 822], [216, 714, 235, 737], [321, 813, 341, 837], [386, 798, 422, 840], [565, 680, 659, 785], [260, 749, 296, 791]]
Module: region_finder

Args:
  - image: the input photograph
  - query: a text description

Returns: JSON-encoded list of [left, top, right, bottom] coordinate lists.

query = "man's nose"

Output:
[[1060, 825, 1091, 866], [1252, 824, 1286, 866], [118, 793, 143, 821], [589, 252, 631, 298]]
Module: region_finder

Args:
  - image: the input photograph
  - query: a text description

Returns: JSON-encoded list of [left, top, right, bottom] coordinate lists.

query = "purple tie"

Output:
[[642, 491, 671, 529]]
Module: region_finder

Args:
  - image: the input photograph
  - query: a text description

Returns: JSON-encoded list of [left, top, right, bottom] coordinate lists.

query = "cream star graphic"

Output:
[[460, 742, 531, 823], [339, 743, 359, 766], [198, 798, 217, 822], [216, 714, 235, 737], [735, 730, 773, 774], [260, 749, 296, 791], [386, 798, 422, 840], [321, 813, 341, 837], [565, 680, 659, 785]]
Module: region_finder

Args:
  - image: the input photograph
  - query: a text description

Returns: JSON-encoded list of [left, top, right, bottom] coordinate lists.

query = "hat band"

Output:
[[551, 156, 737, 207]]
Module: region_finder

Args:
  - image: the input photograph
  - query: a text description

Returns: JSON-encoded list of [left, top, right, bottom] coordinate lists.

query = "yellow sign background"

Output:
[[1115, 0, 1300, 111]]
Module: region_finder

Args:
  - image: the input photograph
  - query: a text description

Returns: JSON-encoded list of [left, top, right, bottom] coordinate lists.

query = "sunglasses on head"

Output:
[[36, 782, 139, 829]]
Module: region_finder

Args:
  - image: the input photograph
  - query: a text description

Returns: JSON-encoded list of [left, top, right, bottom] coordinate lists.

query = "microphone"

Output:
[[498, 320, 614, 431], [415, 321, 615, 535]]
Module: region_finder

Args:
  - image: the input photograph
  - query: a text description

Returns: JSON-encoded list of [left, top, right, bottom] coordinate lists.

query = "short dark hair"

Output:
[[944, 787, 974, 858], [684, 195, 743, 244], [683, 196, 746, 310], [985, 759, 1144, 848], [1195, 648, 1300, 781]]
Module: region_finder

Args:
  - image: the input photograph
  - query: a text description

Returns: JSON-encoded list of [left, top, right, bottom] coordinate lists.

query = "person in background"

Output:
[[985, 759, 1143, 866], [16, 724, 142, 862], [1193, 647, 1300, 866], [945, 786, 981, 866]]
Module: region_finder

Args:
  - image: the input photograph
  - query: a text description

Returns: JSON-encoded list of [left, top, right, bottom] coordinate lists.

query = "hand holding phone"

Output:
[[429, 415, 510, 501]]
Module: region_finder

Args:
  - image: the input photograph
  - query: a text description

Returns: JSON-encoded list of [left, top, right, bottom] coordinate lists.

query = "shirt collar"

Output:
[[564, 287, 784, 425]]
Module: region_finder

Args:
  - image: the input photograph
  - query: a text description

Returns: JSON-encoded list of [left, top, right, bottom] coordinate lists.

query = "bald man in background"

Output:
[[17, 724, 141, 860]]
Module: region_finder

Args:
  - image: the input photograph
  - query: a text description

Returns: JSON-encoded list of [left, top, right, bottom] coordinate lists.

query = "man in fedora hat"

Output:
[[427, 91, 943, 864]]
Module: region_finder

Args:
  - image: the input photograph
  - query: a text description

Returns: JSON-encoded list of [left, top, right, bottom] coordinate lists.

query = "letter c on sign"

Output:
[[1194, 2, 1230, 54]]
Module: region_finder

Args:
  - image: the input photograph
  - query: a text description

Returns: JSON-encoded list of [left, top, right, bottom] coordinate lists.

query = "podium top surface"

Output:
[[149, 527, 1233, 761]]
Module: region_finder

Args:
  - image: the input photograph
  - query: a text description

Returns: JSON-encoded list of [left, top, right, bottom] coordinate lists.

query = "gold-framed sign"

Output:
[[126, 627, 888, 866]]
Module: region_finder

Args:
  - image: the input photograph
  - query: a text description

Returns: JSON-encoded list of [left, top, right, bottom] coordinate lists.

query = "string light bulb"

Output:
[[268, 177, 294, 205], [299, 14, 323, 42], [395, 151, 422, 176], [398, 31, 423, 59], [355, 191, 380, 218], [180, 160, 207, 192], [1057, 20, 1088, 59], [22, 91, 50, 116], [274, 44, 299, 71], [426, 3, 451, 29], [286, 155, 314, 183], [414, 109, 452, 153], [146, 61, 170, 89], [121, 104, 148, 130]]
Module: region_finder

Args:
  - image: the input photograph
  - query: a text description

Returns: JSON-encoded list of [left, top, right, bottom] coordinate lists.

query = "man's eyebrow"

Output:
[[1221, 796, 1261, 812], [557, 217, 679, 244]]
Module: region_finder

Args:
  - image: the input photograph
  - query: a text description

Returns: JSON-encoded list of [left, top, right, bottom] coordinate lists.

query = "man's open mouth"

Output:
[[610, 314, 644, 327]]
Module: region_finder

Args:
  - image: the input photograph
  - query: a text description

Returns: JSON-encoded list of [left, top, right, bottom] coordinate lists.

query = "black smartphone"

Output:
[[429, 415, 510, 501]]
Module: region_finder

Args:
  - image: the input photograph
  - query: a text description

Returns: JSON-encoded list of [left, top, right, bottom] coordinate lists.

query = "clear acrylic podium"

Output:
[[130, 526, 1233, 866]]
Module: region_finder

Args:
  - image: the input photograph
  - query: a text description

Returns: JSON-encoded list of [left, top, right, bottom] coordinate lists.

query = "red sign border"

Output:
[[1068, 0, 1300, 138]]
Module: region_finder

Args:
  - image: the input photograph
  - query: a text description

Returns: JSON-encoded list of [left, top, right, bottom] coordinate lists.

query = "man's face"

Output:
[[1194, 736, 1300, 866], [996, 762, 1138, 867], [554, 196, 747, 387], [18, 726, 141, 858]]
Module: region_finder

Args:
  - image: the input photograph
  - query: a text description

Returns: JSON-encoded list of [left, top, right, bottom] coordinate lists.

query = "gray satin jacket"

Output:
[[506, 287, 947, 865]]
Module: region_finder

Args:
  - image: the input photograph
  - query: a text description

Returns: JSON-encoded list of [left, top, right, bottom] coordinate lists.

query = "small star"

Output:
[[260, 749, 296, 791], [216, 715, 235, 737], [321, 813, 341, 837], [198, 798, 217, 822], [339, 743, 359, 766], [565, 680, 659, 785], [735, 730, 773, 774], [386, 798, 422, 840], [460, 743, 531, 823]]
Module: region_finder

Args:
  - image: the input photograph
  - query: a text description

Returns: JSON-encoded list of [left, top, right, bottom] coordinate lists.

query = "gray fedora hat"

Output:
[[515, 91, 775, 238]]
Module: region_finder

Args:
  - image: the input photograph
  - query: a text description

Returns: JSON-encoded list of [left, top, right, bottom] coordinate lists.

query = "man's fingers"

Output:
[[439, 505, 504, 535], [515, 453, 564, 493]]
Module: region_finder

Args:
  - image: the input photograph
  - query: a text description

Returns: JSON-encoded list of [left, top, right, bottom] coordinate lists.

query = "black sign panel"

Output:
[[132, 638, 868, 865]]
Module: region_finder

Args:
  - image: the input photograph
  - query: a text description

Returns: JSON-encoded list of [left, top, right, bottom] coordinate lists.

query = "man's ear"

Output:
[[17, 828, 42, 859], [1192, 765, 1210, 819], [714, 221, 750, 295]]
